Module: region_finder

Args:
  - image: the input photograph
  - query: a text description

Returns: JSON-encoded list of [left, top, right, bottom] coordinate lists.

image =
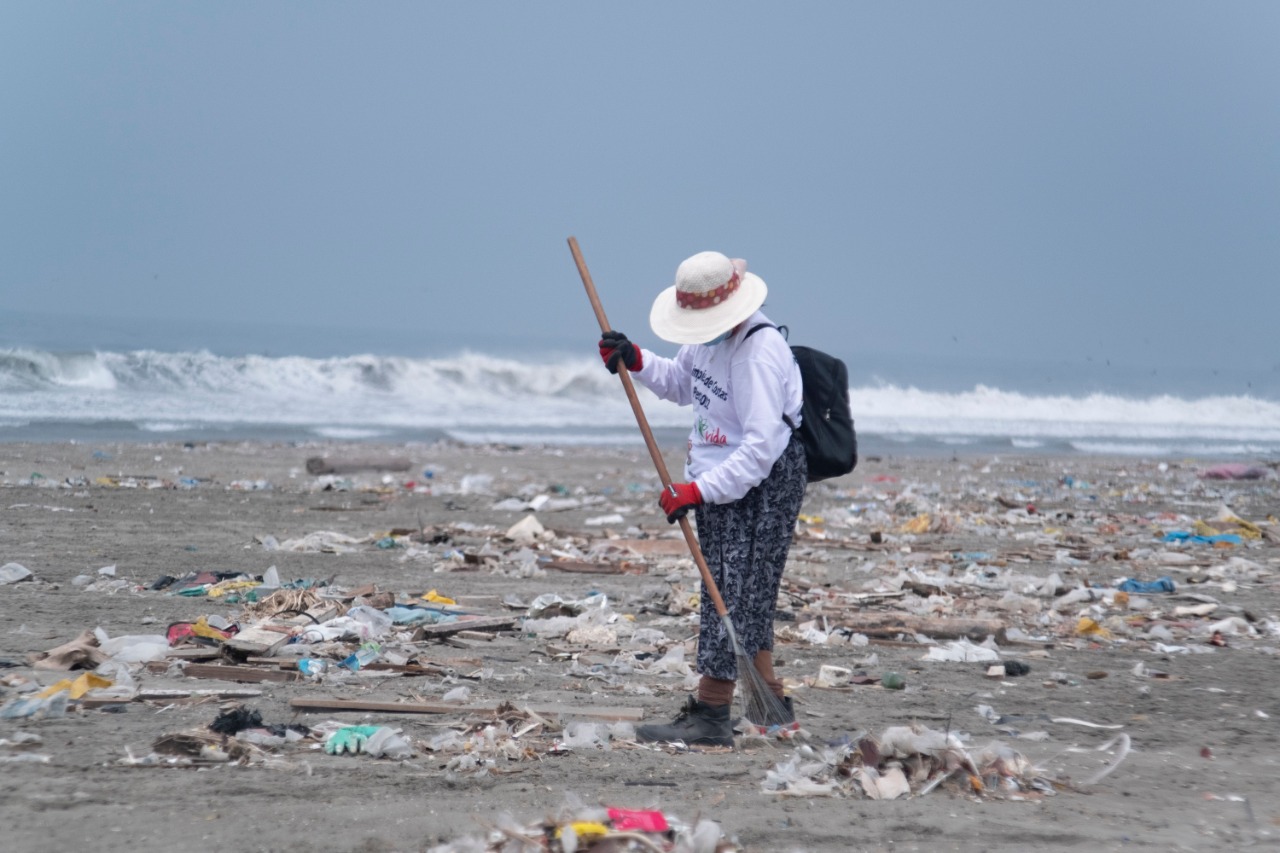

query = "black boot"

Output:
[[636, 696, 733, 747]]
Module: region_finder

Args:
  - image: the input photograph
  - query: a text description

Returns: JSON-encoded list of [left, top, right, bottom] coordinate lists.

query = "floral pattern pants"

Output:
[[694, 435, 807, 681]]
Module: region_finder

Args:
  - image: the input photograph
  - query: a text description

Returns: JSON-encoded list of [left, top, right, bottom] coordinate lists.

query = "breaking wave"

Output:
[[1, 348, 1277, 455]]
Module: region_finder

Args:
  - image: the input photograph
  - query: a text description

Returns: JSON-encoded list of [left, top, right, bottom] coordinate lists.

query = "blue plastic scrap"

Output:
[[1163, 531, 1244, 545], [1117, 577, 1176, 594]]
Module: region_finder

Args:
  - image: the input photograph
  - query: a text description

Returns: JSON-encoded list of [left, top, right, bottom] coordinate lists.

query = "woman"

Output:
[[598, 250, 806, 746]]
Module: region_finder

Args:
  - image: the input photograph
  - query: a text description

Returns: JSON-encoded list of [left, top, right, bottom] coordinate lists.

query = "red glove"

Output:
[[659, 481, 702, 523], [599, 330, 643, 374]]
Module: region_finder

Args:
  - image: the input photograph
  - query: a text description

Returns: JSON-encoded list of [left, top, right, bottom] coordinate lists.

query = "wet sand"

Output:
[[1, 440, 1278, 852]]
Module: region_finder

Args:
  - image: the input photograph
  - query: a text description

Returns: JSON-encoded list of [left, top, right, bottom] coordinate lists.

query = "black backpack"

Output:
[[745, 323, 857, 482]]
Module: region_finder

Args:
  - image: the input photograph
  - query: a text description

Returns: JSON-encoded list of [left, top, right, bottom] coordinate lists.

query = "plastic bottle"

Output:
[[345, 605, 392, 639], [298, 658, 330, 678], [340, 644, 381, 671]]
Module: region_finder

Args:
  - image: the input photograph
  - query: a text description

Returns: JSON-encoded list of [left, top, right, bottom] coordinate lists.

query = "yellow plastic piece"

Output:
[[37, 672, 113, 699], [422, 589, 457, 605], [900, 514, 931, 534], [556, 821, 610, 841], [1192, 520, 1220, 538], [191, 615, 231, 641], [1076, 617, 1112, 640], [207, 580, 260, 598]]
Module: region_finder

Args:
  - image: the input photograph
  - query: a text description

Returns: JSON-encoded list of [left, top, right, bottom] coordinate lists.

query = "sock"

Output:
[[696, 675, 735, 707]]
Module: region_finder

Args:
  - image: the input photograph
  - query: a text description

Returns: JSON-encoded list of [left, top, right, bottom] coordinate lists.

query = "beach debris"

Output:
[[324, 724, 414, 759], [923, 638, 1001, 663], [505, 515, 548, 546], [289, 696, 645, 722], [0, 562, 33, 584], [6, 445, 1279, 843], [30, 629, 109, 671], [0, 692, 69, 720], [1199, 463, 1272, 481], [422, 796, 732, 852], [305, 454, 412, 475], [761, 722, 1054, 800]]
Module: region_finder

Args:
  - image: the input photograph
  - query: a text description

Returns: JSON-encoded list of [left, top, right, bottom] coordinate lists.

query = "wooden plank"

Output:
[[181, 663, 301, 684], [164, 647, 222, 660], [362, 662, 448, 676], [305, 454, 412, 475], [289, 697, 644, 722], [410, 615, 517, 639], [88, 688, 266, 708], [246, 656, 301, 668], [605, 538, 689, 557], [545, 560, 627, 575], [280, 604, 341, 625], [450, 595, 503, 607], [245, 657, 441, 675], [80, 697, 136, 709], [834, 614, 1006, 642], [140, 688, 264, 699], [225, 625, 291, 656], [81, 687, 265, 709]]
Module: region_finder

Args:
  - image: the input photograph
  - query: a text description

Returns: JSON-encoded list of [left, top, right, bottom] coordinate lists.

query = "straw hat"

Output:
[[649, 251, 768, 344]]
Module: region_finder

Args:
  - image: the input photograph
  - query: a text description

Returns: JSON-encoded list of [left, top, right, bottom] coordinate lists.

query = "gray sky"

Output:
[[2, 2, 1277, 375]]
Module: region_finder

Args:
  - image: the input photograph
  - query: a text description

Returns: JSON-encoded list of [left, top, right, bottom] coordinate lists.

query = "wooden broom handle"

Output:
[[567, 236, 730, 619]]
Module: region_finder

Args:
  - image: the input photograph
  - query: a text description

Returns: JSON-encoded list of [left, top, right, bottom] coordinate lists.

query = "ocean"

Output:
[[2, 308, 1278, 458]]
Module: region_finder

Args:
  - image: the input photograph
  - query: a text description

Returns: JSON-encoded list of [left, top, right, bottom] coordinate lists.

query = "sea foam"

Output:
[[1, 348, 1276, 454]]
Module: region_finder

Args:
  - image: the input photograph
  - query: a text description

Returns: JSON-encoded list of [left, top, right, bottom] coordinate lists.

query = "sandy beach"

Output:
[[1, 439, 1278, 852]]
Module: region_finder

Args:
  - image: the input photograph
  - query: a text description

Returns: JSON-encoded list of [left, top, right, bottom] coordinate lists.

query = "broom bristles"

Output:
[[723, 619, 793, 730]]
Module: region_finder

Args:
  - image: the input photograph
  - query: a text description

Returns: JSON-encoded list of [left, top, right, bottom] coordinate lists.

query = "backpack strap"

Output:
[[742, 323, 799, 432], [744, 322, 788, 341]]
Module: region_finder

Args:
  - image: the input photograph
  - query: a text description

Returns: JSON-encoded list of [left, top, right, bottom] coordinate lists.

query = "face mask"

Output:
[[705, 329, 732, 346]]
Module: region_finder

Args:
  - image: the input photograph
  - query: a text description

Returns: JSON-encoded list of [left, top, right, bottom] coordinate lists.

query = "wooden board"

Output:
[[224, 625, 291, 656], [289, 697, 644, 722], [410, 615, 517, 639], [605, 538, 690, 557], [164, 647, 222, 661], [80, 687, 266, 708], [834, 614, 1006, 642], [305, 454, 412, 475], [545, 560, 627, 575], [180, 663, 301, 684]]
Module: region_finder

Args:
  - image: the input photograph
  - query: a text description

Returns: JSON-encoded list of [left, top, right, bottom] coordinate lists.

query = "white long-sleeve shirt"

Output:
[[634, 310, 803, 504]]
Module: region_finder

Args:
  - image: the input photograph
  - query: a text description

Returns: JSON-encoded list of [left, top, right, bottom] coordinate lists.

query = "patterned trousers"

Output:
[[694, 435, 807, 681]]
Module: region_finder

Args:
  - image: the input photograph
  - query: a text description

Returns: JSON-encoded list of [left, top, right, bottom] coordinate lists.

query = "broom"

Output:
[[567, 236, 793, 730]]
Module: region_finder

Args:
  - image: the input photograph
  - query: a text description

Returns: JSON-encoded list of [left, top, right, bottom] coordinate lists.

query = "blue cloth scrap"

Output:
[[1162, 531, 1244, 545], [384, 606, 458, 626], [1117, 576, 1176, 594]]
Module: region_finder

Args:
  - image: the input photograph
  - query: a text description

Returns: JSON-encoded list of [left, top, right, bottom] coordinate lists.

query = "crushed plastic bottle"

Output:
[[298, 658, 330, 678], [345, 605, 393, 639], [340, 644, 381, 671]]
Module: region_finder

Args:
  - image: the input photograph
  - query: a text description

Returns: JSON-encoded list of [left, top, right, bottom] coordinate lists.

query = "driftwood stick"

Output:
[[305, 455, 413, 475], [833, 614, 1006, 642]]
